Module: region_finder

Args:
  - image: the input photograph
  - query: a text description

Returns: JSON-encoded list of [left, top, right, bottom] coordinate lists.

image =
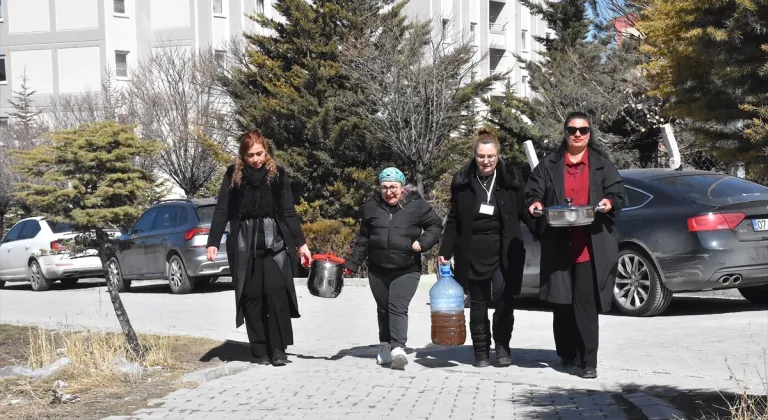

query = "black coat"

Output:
[[525, 148, 625, 312], [207, 165, 306, 328], [346, 190, 443, 273], [438, 159, 536, 294]]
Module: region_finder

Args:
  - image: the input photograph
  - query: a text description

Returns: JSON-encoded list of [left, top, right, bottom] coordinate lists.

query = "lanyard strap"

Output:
[[476, 170, 496, 204]]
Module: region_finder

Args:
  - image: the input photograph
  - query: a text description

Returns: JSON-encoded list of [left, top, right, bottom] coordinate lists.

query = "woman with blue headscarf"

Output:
[[345, 167, 443, 370]]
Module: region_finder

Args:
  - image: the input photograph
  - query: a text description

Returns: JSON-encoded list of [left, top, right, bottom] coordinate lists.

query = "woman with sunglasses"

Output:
[[525, 111, 625, 379], [345, 167, 442, 370], [438, 128, 536, 368]]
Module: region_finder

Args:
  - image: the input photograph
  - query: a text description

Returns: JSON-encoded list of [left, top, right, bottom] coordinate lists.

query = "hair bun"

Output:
[[477, 127, 494, 136]]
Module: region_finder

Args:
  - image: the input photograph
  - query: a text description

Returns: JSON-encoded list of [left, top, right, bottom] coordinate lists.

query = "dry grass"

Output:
[[0, 323, 223, 419]]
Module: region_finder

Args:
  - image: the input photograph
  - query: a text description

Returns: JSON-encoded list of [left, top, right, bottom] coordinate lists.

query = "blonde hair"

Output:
[[231, 130, 278, 188]]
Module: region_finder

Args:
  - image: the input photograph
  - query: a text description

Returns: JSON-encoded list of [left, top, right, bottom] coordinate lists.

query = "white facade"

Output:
[[0, 0, 276, 121], [402, 0, 550, 100]]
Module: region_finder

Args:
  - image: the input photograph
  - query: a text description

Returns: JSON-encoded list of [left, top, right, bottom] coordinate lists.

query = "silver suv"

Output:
[[106, 199, 229, 294]]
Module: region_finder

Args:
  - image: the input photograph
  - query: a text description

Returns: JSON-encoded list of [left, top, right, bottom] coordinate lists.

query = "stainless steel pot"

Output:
[[307, 252, 345, 298], [533, 198, 607, 227]]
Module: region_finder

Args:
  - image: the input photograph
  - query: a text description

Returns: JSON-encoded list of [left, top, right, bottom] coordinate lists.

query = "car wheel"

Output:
[[613, 249, 672, 317], [0, 280, 5, 289], [738, 284, 768, 304], [61, 279, 79, 288], [29, 260, 52, 292], [107, 257, 132, 292], [168, 255, 194, 294]]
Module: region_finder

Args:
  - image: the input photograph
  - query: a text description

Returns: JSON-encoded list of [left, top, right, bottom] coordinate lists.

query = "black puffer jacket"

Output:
[[346, 190, 443, 273]]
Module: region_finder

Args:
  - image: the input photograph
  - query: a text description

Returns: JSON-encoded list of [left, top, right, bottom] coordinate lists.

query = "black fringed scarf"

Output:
[[239, 165, 275, 219]]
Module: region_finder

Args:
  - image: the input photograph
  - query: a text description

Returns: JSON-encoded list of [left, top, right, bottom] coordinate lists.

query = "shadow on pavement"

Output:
[[199, 340, 253, 363], [511, 383, 765, 420], [412, 344, 556, 370]]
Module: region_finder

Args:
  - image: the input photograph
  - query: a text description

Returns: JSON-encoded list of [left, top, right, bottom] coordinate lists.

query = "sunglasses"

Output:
[[566, 126, 591, 136]]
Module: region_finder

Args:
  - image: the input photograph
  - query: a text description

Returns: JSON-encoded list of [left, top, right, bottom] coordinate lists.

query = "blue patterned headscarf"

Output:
[[378, 167, 406, 185]]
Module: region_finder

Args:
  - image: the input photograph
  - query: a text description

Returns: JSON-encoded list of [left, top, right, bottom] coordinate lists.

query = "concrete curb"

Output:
[[622, 391, 687, 420], [175, 361, 253, 386]]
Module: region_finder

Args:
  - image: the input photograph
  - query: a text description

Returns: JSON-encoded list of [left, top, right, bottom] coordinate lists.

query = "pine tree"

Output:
[[639, 0, 768, 177], [222, 0, 396, 219], [13, 121, 161, 359], [6, 70, 47, 149]]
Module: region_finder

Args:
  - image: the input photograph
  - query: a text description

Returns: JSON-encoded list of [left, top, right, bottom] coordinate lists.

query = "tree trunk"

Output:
[[0, 212, 4, 240], [414, 164, 426, 198], [98, 233, 144, 360]]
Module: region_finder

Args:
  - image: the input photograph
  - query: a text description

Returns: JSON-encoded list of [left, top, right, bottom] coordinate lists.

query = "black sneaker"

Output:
[[251, 356, 270, 365], [271, 348, 288, 367], [581, 367, 598, 379], [495, 344, 512, 367]]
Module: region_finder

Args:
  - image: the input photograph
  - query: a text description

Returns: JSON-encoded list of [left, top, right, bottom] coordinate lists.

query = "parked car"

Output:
[[514, 168, 768, 316], [106, 198, 229, 294], [0, 217, 118, 291]]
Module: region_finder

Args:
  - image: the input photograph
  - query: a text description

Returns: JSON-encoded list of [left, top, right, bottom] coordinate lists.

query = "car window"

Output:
[[2, 222, 25, 243], [195, 205, 215, 224], [19, 220, 42, 240], [624, 186, 652, 209], [656, 174, 768, 205], [132, 208, 159, 234], [44, 220, 73, 234], [152, 206, 184, 231]]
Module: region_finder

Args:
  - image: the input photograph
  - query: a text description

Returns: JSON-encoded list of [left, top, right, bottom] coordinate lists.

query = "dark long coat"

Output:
[[525, 148, 625, 313], [438, 159, 536, 294], [207, 165, 306, 328]]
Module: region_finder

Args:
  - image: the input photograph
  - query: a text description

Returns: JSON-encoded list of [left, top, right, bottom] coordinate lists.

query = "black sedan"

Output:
[[516, 168, 768, 316]]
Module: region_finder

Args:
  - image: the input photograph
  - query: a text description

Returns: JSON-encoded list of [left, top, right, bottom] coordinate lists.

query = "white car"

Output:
[[0, 217, 117, 291]]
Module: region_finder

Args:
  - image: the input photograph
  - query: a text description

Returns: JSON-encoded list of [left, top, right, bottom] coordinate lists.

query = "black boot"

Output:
[[492, 319, 513, 367], [469, 323, 490, 368], [271, 348, 288, 366]]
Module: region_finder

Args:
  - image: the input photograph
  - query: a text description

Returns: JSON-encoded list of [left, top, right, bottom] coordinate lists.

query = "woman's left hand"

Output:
[[598, 198, 613, 213], [299, 244, 312, 267], [412, 241, 422, 252]]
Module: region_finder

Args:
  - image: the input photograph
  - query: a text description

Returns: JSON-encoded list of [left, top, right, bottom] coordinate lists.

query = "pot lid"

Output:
[[546, 197, 592, 211], [313, 252, 345, 264]]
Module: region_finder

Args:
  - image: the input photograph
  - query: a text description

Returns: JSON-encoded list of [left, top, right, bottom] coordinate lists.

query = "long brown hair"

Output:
[[231, 130, 279, 188]]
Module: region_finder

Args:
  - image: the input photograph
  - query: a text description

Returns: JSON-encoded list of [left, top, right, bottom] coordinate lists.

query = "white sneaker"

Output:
[[376, 342, 392, 365], [390, 347, 408, 370]]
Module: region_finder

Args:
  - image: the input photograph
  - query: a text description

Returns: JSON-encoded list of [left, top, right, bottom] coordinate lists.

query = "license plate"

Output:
[[752, 219, 768, 232]]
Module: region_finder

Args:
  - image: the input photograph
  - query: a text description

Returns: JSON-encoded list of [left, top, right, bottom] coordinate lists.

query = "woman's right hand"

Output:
[[206, 246, 218, 262], [438, 256, 450, 265], [529, 202, 544, 216]]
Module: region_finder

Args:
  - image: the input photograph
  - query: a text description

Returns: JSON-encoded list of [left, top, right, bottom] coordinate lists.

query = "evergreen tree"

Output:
[[13, 121, 161, 359], [222, 0, 396, 219], [639, 0, 768, 177], [7, 70, 47, 149]]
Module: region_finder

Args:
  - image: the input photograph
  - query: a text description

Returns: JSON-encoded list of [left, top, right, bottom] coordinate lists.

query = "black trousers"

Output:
[[242, 251, 293, 358], [553, 261, 599, 368], [468, 269, 515, 344], [368, 270, 420, 349]]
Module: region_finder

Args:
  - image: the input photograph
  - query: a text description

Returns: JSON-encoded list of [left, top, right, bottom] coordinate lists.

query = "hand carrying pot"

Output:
[[307, 252, 345, 298], [533, 198, 606, 227]]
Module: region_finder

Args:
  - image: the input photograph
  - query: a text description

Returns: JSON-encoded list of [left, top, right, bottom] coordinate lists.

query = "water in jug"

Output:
[[429, 264, 466, 346]]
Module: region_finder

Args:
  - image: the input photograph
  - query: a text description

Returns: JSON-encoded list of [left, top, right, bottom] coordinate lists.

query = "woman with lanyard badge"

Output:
[[438, 128, 535, 367]]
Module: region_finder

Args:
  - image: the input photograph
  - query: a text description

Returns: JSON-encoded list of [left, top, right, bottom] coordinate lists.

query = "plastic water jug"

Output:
[[429, 264, 466, 346]]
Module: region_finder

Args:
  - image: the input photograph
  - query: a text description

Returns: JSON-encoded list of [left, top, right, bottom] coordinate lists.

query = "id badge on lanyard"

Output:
[[477, 170, 496, 216]]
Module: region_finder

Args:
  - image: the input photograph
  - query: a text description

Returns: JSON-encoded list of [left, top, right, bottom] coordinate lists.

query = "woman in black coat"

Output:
[[345, 167, 442, 371], [206, 131, 312, 367], [525, 111, 625, 379], [438, 128, 536, 368]]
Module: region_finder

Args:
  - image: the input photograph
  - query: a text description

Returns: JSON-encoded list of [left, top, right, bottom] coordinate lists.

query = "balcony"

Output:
[[489, 22, 508, 50]]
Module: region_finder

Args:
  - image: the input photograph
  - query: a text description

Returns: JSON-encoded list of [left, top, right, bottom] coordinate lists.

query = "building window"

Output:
[[546, 32, 552, 40], [470, 22, 476, 41], [522, 30, 528, 50], [0, 117, 8, 127], [214, 50, 225, 64], [114, 0, 126, 14], [213, 0, 223, 15], [255, 0, 265, 14], [115, 51, 129, 78], [0, 55, 6, 84], [0, 0, 4, 21], [522, 75, 529, 96]]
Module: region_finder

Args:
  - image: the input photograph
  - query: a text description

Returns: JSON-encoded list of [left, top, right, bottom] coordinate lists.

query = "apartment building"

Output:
[[0, 0, 274, 122], [402, 0, 550, 100], [0, 0, 548, 122]]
